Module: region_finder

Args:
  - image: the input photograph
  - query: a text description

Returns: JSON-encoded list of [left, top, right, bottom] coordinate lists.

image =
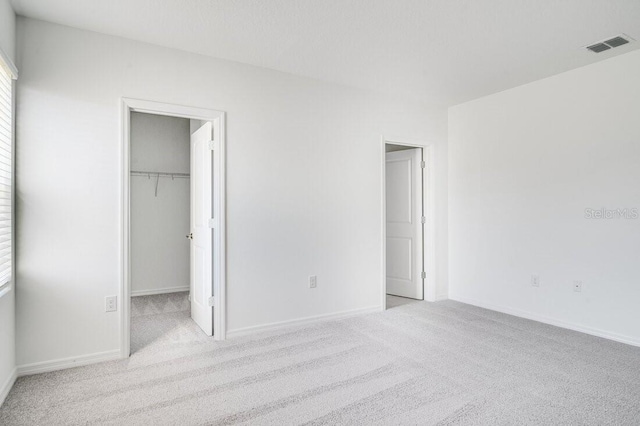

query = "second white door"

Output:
[[385, 148, 424, 300]]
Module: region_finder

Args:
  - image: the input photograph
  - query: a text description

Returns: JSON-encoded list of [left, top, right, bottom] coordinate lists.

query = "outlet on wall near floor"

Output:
[[531, 275, 540, 287], [573, 281, 583, 292], [105, 296, 118, 312], [309, 275, 317, 289]]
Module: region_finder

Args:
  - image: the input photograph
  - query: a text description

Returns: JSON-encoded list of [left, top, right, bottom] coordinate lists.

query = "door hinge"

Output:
[[421, 216, 426, 224], [420, 160, 426, 169], [208, 296, 215, 307], [421, 271, 426, 280], [208, 140, 217, 150], [208, 218, 216, 228]]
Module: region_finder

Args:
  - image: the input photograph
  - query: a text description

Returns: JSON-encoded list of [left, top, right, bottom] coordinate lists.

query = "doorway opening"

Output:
[[129, 112, 193, 354], [121, 99, 226, 359], [382, 138, 435, 310]]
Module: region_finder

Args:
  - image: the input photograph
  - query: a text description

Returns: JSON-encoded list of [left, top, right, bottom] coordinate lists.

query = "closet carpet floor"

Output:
[[2, 297, 640, 425]]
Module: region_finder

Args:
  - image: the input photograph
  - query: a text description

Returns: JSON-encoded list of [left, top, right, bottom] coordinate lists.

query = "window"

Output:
[[0, 56, 15, 290]]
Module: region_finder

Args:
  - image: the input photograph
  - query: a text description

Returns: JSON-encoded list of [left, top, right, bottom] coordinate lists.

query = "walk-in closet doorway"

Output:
[[121, 99, 226, 358]]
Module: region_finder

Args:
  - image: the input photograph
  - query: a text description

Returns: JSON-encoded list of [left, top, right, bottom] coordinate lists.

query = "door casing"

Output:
[[120, 98, 226, 359], [381, 137, 436, 308]]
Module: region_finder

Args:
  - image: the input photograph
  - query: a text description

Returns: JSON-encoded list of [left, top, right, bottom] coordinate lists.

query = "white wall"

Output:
[[15, 18, 448, 366], [189, 119, 207, 135], [449, 50, 640, 345], [0, 0, 14, 61], [0, 0, 15, 405], [130, 112, 190, 296], [385, 144, 416, 153]]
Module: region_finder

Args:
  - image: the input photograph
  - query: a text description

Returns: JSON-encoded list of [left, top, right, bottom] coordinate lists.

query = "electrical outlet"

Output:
[[309, 275, 317, 289], [531, 275, 540, 287], [573, 281, 583, 292], [105, 296, 117, 312]]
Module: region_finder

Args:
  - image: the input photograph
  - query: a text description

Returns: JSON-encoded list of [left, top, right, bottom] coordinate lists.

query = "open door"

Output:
[[190, 122, 214, 335], [385, 148, 424, 300]]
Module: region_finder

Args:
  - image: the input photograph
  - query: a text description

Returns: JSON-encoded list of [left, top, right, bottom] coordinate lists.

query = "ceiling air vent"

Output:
[[586, 43, 610, 53], [586, 34, 633, 53], [604, 36, 629, 48]]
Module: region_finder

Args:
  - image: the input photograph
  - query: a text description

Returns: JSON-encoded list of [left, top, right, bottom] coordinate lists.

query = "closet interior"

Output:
[[129, 112, 204, 354]]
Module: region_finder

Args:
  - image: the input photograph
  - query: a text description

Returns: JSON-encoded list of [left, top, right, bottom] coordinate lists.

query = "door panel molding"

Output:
[[386, 237, 413, 280], [385, 158, 413, 224]]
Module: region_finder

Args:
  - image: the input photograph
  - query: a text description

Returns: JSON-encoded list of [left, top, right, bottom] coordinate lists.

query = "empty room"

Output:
[[0, 0, 639, 424]]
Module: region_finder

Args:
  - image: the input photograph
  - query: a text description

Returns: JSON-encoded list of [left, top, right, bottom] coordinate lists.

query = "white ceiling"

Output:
[[11, 0, 640, 106]]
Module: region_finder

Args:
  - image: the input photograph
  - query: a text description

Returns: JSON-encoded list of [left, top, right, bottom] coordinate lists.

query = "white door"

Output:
[[386, 148, 424, 300], [190, 122, 214, 335]]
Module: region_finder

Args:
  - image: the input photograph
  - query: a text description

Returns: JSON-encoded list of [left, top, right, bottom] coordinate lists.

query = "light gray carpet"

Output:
[[131, 292, 191, 318], [2, 299, 640, 425], [386, 295, 421, 309], [130, 292, 205, 355]]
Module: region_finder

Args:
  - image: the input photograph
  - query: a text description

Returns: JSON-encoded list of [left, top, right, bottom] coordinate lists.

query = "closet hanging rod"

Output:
[[130, 170, 190, 178]]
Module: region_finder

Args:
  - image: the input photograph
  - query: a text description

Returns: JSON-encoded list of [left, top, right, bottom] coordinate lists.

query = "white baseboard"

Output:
[[227, 305, 382, 339], [0, 367, 17, 407], [17, 349, 121, 377], [434, 294, 449, 301], [131, 286, 189, 297], [451, 296, 640, 348]]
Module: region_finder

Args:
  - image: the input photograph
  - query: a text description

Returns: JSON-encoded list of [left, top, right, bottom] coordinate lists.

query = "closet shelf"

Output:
[[130, 170, 190, 179]]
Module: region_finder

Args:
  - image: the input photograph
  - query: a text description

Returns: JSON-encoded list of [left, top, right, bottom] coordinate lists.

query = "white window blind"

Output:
[[0, 61, 13, 288]]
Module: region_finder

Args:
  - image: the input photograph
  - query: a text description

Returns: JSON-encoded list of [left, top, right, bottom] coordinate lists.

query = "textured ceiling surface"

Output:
[[10, 0, 640, 106]]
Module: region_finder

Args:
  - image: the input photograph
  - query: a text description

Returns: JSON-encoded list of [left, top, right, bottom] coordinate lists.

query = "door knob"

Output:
[[186, 233, 193, 239]]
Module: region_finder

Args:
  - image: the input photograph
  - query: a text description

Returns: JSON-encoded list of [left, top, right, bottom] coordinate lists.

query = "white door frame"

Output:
[[120, 98, 227, 358], [381, 136, 436, 308]]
